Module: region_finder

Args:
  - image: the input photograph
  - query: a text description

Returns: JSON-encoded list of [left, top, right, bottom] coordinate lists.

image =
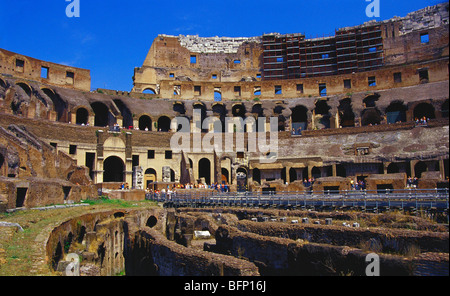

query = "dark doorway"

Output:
[[16, 188, 28, 208], [91, 102, 110, 127], [76, 108, 89, 125], [139, 115, 152, 131], [103, 156, 124, 182], [199, 158, 211, 185], [413, 103, 435, 120]]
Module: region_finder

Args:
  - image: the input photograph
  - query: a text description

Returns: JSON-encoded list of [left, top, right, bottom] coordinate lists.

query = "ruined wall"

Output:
[[0, 48, 91, 91]]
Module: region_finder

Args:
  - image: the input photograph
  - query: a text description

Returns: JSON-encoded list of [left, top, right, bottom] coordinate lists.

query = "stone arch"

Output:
[[142, 88, 156, 94], [103, 156, 125, 182], [137, 114, 152, 131], [157, 116, 171, 132], [291, 105, 308, 131], [42, 88, 67, 122], [193, 102, 207, 132], [90, 102, 110, 127], [413, 102, 435, 120], [212, 103, 227, 132], [338, 98, 355, 128], [385, 100, 407, 124], [75, 107, 89, 125], [314, 99, 331, 129], [198, 158, 211, 185], [113, 99, 133, 128], [273, 104, 286, 131], [144, 168, 157, 188], [361, 94, 382, 126], [16, 82, 32, 97], [221, 168, 229, 184], [173, 102, 186, 115]]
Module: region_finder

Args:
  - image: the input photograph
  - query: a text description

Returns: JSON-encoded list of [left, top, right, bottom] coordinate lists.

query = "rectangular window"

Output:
[[165, 150, 172, 159], [322, 54, 329, 59], [393, 72, 402, 83], [418, 69, 429, 83], [194, 85, 201, 96], [296, 84, 304, 93], [275, 85, 282, 95], [147, 150, 155, 159], [420, 33, 429, 44], [66, 71, 74, 84], [276, 57, 284, 63], [41, 67, 49, 79], [190, 55, 197, 64], [256, 73, 261, 79], [169, 73, 174, 78], [344, 79, 352, 89], [234, 60, 241, 64], [254, 87, 261, 96], [212, 74, 217, 79], [368, 76, 376, 87], [319, 83, 327, 97], [69, 145, 77, 155], [237, 152, 244, 159], [132, 155, 140, 167], [234, 86, 241, 96], [15, 59, 24, 72], [174, 85, 181, 95]]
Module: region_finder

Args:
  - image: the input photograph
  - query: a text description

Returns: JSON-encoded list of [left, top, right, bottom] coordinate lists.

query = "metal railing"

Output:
[[147, 188, 449, 212]]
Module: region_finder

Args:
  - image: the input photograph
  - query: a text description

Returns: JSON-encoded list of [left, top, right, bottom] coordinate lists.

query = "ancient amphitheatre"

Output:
[[0, 2, 449, 277]]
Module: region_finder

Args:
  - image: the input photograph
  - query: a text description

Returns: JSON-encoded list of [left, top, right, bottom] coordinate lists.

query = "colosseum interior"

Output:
[[0, 2, 449, 279]]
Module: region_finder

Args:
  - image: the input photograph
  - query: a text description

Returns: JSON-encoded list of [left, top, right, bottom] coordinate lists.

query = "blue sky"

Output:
[[0, 0, 445, 91]]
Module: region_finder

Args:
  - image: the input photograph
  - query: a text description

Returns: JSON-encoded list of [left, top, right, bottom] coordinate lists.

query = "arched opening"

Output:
[[414, 161, 427, 179], [157, 116, 171, 132], [236, 167, 248, 192], [231, 104, 247, 132], [361, 108, 382, 126], [91, 102, 110, 127], [221, 168, 229, 184], [42, 88, 67, 122], [146, 216, 157, 228], [193, 103, 207, 133], [387, 163, 400, 174], [314, 100, 331, 129], [143, 88, 156, 94], [338, 98, 355, 128], [252, 168, 261, 185], [413, 103, 435, 120], [212, 104, 227, 132], [311, 167, 321, 179], [289, 168, 297, 183], [199, 158, 211, 185], [273, 105, 286, 132], [251, 103, 264, 132], [214, 90, 222, 102], [103, 156, 124, 182], [114, 99, 133, 128], [441, 99, 449, 118], [139, 115, 152, 131], [16, 82, 31, 97], [386, 101, 407, 124], [144, 168, 157, 189], [173, 102, 186, 115], [76, 108, 89, 125], [291, 105, 308, 132]]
